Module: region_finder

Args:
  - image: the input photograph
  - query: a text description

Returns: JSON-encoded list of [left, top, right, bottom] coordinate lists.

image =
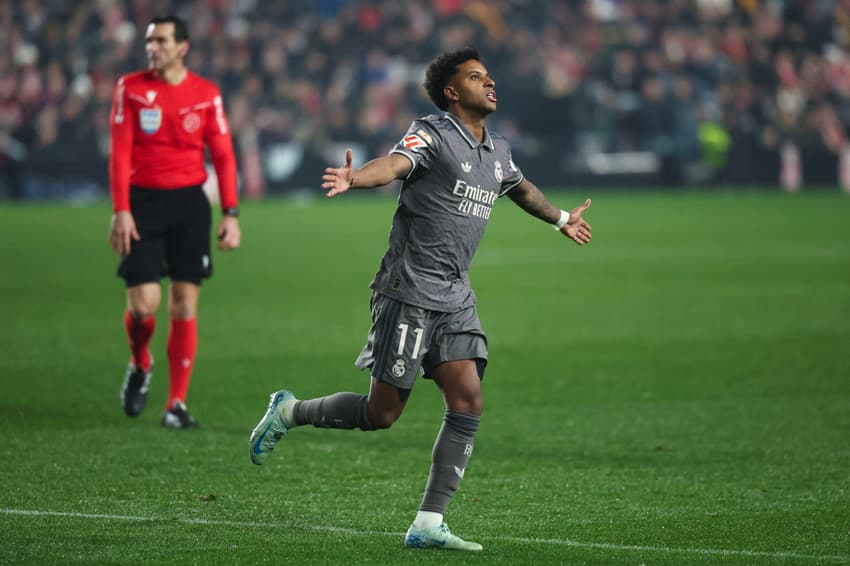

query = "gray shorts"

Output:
[[355, 292, 488, 390]]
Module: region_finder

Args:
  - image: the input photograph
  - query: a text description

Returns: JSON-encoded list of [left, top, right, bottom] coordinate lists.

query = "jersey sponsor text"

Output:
[[453, 179, 496, 219]]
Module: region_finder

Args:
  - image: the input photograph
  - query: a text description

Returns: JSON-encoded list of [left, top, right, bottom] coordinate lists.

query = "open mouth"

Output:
[[486, 91, 497, 102]]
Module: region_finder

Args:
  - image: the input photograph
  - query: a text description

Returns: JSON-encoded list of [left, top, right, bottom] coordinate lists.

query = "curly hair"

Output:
[[424, 47, 481, 111]]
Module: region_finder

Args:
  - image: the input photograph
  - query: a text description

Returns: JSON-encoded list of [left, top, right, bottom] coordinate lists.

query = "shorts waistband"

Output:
[[130, 184, 203, 192]]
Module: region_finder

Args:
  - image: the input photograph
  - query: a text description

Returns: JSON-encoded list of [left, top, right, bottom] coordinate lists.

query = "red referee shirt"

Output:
[[109, 69, 238, 212]]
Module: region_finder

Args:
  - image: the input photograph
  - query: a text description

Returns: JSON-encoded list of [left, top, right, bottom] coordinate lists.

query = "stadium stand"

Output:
[[2, 0, 849, 200]]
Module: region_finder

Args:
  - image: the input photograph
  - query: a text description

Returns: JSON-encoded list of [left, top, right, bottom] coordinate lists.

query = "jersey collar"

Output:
[[444, 113, 495, 151]]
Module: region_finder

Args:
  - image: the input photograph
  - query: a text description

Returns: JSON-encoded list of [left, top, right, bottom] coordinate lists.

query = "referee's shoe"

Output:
[[161, 400, 198, 429], [120, 358, 153, 417]]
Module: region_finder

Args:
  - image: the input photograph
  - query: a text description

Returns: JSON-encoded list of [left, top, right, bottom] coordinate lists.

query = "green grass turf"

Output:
[[0, 190, 848, 564]]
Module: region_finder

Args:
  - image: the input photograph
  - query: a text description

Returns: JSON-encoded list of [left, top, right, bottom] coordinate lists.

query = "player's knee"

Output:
[[169, 284, 199, 319], [448, 390, 483, 416], [368, 410, 399, 430], [464, 394, 484, 416], [168, 295, 197, 319], [367, 405, 403, 429], [128, 304, 157, 319], [471, 393, 484, 415], [169, 304, 196, 319]]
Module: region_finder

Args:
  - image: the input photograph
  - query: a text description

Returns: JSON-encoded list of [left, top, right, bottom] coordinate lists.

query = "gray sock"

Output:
[[418, 410, 480, 514], [293, 393, 373, 430]]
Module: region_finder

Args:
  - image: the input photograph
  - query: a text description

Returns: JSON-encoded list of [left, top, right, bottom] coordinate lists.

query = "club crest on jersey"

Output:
[[182, 112, 201, 133], [494, 160, 503, 183], [403, 134, 428, 151], [139, 108, 162, 135]]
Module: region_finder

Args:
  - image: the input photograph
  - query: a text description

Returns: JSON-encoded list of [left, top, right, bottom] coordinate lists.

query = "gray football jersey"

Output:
[[370, 113, 524, 312]]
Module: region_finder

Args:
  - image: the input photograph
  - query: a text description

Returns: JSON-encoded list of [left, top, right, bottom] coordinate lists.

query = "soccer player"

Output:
[[108, 15, 241, 429], [249, 47, 591, 550]]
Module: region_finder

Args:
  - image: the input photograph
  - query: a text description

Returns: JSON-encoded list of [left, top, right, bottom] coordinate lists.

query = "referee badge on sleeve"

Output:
[[139, 108, 162, 135]]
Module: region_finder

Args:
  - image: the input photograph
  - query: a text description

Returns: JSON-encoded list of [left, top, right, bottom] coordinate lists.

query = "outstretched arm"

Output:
[[322, 149, 412, 198], [507, 178, 592, 245]]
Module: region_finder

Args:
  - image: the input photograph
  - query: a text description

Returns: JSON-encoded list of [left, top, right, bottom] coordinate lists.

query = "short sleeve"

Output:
[[499, 144, 524, 195], [389, 120, 440, 177]]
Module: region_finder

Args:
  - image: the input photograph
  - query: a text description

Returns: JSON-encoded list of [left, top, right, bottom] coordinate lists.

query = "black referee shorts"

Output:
[[117, 185, 212, 287]]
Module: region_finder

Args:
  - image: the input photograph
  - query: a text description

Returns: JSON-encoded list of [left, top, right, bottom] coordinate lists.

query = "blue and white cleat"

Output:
[[249, 390, 296, 465], [404, 523, 483, 551]]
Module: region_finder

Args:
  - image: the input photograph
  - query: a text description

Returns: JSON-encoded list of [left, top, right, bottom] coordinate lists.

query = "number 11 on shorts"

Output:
[[397, 323, 424, 359]]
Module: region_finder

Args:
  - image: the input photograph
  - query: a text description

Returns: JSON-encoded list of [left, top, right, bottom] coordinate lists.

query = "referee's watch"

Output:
[[223, 207, 239, 218]]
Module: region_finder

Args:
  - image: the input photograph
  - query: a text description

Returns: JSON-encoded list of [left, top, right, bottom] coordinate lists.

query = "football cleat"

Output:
[[161, 400, 199, 429], [249, 390, 296, 465], [404, 523, 483, 551], [120, 359, 153, 417]]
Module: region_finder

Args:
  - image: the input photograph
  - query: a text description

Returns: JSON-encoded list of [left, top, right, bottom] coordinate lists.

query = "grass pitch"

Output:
[[0, 190, 848, 564]]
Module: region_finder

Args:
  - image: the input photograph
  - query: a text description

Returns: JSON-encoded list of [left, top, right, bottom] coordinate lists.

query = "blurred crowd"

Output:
[[3, 0, 850, 199]]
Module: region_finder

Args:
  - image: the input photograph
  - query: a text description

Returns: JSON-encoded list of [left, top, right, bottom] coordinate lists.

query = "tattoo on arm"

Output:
[[508, 179, 560, 224]]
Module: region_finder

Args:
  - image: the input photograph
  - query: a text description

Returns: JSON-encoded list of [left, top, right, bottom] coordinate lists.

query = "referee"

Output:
[[108, 15, 241, 428]]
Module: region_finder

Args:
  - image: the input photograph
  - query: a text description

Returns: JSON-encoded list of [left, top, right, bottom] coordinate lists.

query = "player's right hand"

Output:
[[109, 211, 140, 256], [321, 148, 354, 198]]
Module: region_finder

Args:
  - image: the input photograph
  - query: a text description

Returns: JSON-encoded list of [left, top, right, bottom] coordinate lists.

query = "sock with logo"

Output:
[[125, 310, 155, 370], [418, 410, 480, 514], [166, 318, 197, 409], [293, 393, 373, 430]]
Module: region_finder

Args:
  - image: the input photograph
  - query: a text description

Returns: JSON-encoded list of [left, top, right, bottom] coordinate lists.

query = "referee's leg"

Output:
[[165, 281, 200, 413], [126, 282, 161, 365], [120, 283, 161, 417]]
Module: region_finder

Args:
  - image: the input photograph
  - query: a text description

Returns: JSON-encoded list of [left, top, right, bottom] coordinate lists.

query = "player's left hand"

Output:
[[559, 198, 592, 245], [217, 216, 241, 251]]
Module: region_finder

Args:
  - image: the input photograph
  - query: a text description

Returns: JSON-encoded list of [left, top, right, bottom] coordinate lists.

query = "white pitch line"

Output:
[[1, 508, 846, 562], [504, 535, 849, 562]]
